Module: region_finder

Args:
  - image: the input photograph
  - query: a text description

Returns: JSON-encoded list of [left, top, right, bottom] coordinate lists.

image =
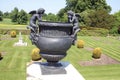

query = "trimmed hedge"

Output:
[[92, 47, 102, 59], [10, 30, 16, 38], [0, 28, 110, 36], [31, 48, 41, 61], [77, 29, 109, 36], [77, 40, 85, 48], [0, 29, 30, 35]]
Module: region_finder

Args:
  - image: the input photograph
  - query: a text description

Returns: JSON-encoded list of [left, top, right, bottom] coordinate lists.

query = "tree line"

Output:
[[0, 0, 120, 34], [0, 7, 28, 24]]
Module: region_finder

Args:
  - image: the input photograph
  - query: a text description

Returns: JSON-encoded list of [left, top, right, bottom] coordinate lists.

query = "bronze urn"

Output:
[[27, 8, 80, 74]]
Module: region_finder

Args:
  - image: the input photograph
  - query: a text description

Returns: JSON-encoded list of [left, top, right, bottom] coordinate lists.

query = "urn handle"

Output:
[[72, 28, 80, 37], [71, 28, 80, 45], [27, 26, 39, 45]]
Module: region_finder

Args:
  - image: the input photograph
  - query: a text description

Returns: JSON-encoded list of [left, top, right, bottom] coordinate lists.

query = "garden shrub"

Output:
[[109, 26, 118, 34], [0, 29, 30, 35], [92, 47, 102, 59], [31, 48, 41, 61], [77, 40, 85, 48], [78, 29, 109, 36], [10, 30, 16, 38]]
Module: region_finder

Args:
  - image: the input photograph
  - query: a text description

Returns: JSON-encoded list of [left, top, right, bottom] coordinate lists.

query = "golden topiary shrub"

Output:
[[31, 48, 41, 61], [10, 30, 16, 38], [92, 47, 102, 59], [77, 40, 85, 48]]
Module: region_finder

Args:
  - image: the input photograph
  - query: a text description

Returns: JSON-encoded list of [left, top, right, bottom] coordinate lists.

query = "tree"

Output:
[[3, 12, 10, 18], [85, 9, 115, 29], [65, 0, 111, 13], [109, 11, 120, 34], [42, 13, 47, 21], [17, 10, 28, 24], [57, 8, 67, 22], [0, 10, 3, 21], [57, 0, 111, 24], [113, 11, 120, 27], [45, 13, 58, 22], [10, 7, 19, 22]]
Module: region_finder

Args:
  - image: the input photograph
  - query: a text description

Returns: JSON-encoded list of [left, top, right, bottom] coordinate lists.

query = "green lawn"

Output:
[[0, 35, 120, 80], [65, 36, 120, 80], [0, 19, 27, 29]]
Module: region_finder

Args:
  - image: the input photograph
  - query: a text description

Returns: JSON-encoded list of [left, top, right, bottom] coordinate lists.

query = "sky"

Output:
[[106, 0, 120, 14], [0, 0, 120, 14], [0, 0, 66, 14]]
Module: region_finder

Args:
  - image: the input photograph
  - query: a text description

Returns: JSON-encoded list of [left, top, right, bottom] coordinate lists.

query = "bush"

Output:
[[78, 29, 109, 36], [0, 29, 30, 35], [10, 30, 16, 38], [92, 47, 102, 59], [77, 40, 85, 48], [31, 48, 41, 61], [109, 26, 118, 34]]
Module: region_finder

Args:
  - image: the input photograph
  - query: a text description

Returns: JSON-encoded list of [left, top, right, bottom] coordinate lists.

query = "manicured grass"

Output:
[[64, 36, 120, 80], [0, 35, 35, 80], [0, 18, 14, 24], [0, 35, 120, 80], [0, 19, 27, 29]]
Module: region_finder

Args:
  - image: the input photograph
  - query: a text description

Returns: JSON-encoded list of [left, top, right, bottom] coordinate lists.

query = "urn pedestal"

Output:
[[27, 62, 85, 80]]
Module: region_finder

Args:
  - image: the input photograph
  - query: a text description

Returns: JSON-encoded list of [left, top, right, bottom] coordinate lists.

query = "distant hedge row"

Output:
[[0, 28, 112, 36], [78, 29, 109, 36], [0, 29, 30, 35]]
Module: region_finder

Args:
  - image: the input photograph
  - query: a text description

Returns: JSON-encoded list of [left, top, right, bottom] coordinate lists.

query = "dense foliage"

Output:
[[10, 7, 19, 22], [65, 0, 111, 13], [3, 12, 10, 18], [84, 9, 115, 29], [17, 10, 28, 24], [43, 13, 58, 22], [10, 7, 28, 24], [109, 11, 120, 34], [57, 0, 114, 28]]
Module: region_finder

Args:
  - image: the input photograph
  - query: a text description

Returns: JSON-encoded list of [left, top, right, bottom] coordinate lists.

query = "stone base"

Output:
[[27, 62, 85, 80], [40, 62, 66, 75]]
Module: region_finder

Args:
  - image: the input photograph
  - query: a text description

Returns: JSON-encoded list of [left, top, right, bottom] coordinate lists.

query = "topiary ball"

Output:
[[92, 47, 102, 59], [10, 30, 17, 38], [31, 48, 41, 61], [77, 40, 85, 48]]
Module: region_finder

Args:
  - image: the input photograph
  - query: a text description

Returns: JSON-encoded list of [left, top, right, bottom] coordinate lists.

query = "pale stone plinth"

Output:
[[14, 41, 27, 46], [27, 62, 85, 80], [13, 32, 27, 46]]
